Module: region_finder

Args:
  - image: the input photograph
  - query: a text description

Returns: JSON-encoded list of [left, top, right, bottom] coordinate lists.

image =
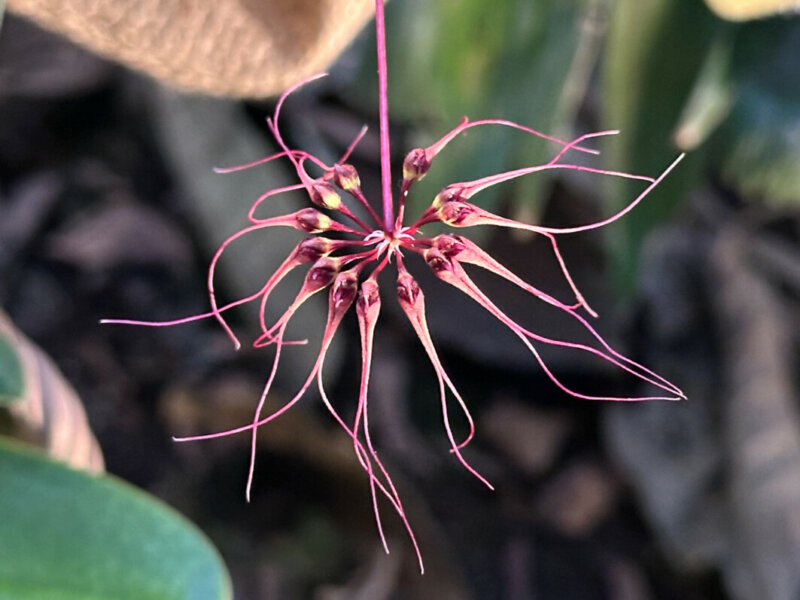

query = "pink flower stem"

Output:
[[375, 0, 394, 233]]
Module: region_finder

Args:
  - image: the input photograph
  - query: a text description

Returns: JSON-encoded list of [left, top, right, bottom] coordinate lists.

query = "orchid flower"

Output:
[[103, 0, 685, 573]]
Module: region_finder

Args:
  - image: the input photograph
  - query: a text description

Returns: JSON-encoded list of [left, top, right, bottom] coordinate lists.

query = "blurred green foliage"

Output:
[[710, 19, 800, 204], [0, 438, 232, 600], [353, 0, 800, 296], [0, 323, 231, 599], [0, 330, 23, 404], [604, 0, 721, 292]]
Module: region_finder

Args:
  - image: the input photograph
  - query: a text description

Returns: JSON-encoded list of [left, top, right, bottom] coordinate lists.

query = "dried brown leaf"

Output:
[[46, 200, 193, 273], [712, 229, 800, 600], [606, 218, 800, 600], [482, 397, 571, 476], [7, 0, 377, 97], [535, 461, 618, 536]]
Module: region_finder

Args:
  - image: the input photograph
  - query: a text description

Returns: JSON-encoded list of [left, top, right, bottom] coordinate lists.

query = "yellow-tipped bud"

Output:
[[295, 208, 332, 233], [402, 148, 431, 182], [432, 186, 464, 210], [310, 182, 342, 210], [333, 164, 361, 192]]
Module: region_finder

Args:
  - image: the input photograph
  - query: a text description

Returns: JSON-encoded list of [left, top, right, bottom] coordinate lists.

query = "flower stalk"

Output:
[[375, 0, 395, 232]]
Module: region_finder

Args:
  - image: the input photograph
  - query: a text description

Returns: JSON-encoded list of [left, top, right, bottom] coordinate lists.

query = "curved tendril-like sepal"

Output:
[[395, 265, 493, 490], [316, 369, 425, 573], [99, 289, 263, 329], [432, 154, 686, 236], [435, 235, 685, 397], [401, 118, 603, 187], [416, 154, 685, 321], [253, 256, 342, 348], [214, 148, 328, 175], [265, 73, 376, 234], [316, 360, 425, 573], [246, 268, 360, 501], [353, 279, 390, 543], [247, 182, 308, 224], [354, 274, 423, 564], [205, 209, 355, 349], [246, 261, 351, 500], [352, 278, 388, 551], [397, 125, 611, 230], [423, 248, 685, 401]]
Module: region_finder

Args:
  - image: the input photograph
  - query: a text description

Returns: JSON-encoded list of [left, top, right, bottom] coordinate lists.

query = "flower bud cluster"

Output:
[[107, 67, 685, 574]]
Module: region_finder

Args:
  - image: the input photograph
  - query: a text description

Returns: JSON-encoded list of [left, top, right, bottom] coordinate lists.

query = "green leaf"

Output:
[[710, 18, 800, 204], [603, 0, 721, 294], [0, 438, 232, 600], [0, 329, 24, 405], [673, 30, 736, 152]]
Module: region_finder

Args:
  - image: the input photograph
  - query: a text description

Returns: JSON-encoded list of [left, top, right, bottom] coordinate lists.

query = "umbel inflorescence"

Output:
[[104, 0, 685, 572]]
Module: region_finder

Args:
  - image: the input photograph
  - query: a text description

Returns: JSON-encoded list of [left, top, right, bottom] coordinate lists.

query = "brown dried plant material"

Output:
[[481, 397, 571, 476], [6, 0, 376, 97], [712, 230, 800, 600], [607, 221, 800, 600], [535, 462, 619, 536], [0, 309, 104, 473]]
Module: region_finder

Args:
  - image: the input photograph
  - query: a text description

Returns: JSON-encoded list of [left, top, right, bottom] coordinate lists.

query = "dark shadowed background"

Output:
[[2, 1, 800, 598]]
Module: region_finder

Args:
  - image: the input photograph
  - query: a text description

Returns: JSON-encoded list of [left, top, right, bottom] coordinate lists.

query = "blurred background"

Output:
[[2, 0, 800, 598]]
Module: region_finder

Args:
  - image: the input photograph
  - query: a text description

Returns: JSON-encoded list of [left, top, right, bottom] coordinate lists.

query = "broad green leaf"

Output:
[[0, 329, 24, 404], [604, 0, 721, 294], [710, 18, 800, 204], [0, 438, 232, 600]]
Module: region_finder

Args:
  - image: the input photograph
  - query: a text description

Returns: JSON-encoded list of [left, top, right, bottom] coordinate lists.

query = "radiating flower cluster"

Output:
[[104, 1, 685, 573], [105, 75, 684, 571]]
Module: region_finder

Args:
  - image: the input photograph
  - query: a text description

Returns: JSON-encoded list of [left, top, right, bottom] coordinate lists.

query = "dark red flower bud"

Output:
[[402, 148, 431, 182], [437, 200, 475, 227], [295, 208, 332, 233], [396, 271, 421, 308], [295, 237, 333, 263], [306, 256, 340, 291], [332, 164, 361, 192], [423, 248, 453, 276], [356, 278, 381, 318], [330, 270, 359, 311], [309, 182, 342, 210], [433, 234, 466, 258]]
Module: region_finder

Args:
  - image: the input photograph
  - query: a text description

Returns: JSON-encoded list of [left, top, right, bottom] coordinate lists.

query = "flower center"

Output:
[[365, 227, 415, 259]]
